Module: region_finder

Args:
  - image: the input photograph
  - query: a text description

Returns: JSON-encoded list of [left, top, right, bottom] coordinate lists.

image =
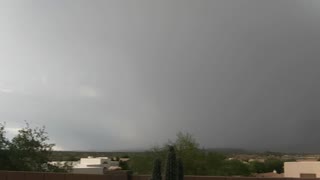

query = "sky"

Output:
[[1, 0, 320, 152]]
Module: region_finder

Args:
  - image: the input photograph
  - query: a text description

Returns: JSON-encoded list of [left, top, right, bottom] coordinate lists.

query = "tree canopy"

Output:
[[0, 122, 66, 172]]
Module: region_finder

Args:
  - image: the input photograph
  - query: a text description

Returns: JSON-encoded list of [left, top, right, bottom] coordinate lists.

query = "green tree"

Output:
[[9, 123, 54, 171], [66, 156, 80, 161], [0, 124, 12, 170], [119, 160, 130, 170], [174, 132, 204, 175], [264, 158, 284, 173], [121, 155, 130, 158], [249, 161, 266, 173], [0, 122, 66, 172], [205, 152, 226, 175], [219, 160, 250, 176], [129, 153, 155, 174]]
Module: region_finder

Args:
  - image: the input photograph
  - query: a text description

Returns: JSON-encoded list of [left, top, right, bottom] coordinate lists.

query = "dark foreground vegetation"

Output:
[[0, 123, 68, 172], [0, 123, 287, 176]]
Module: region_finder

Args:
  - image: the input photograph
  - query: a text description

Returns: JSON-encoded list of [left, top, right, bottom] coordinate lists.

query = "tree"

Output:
[[151, 158, 162, 180], [249, 161, 266, 173], [165, 146, 177, 180], [174, 132, 204, 175], [9, 123, 54, 171], [219, 160, 250, 176], [129, 153, 155, 175], [205, 152, 226, 175], [0, 124, 12, 170], [0, 122, 66, 172], [119, 160, 130, 170], [121, 155, 130, 158], [264, 158, 284, 173]]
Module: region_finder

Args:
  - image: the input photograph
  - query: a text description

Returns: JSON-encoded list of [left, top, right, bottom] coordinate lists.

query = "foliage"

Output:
[[248, 158, 284, 174], [165, 146, 177, 180], [204, 152, 227, 175], [129, 132, 254, 176], [66, 156, 80, 161], [264, 158, 284, 173], [0, 124, 8, 149], [128, 132, 288, 176], [119, 160, 130, 170], [151, 158, 162, 180], [121, 155, 130, 158], [177, 158, 184, 180], [218, 160, 250, 176], [174, 132, 204, 175], [9, 123, 54, 171], [129, 153, 156, 174], [0, 123, 67, 172], [249, 161, 266, 173], [0, 124, 11, 170]]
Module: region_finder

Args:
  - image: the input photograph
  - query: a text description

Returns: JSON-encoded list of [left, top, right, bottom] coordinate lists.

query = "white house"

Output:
[[72, 156, 120, 175], [49, 161, 79, 168], [284, 161, 320, 178]]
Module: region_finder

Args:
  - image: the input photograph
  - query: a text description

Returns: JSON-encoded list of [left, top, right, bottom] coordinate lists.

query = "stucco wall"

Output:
[[80, 158, 103, 165], [284, 162, 320, 178], [72, 167, 104, 175]]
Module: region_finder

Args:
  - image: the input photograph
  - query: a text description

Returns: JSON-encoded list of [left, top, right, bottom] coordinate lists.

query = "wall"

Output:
[[72, 167, 104, 175], [284, 162, 320, 178], [0, 171, 318, 180], [0, 171, 128, 180], [131, 175, 318, 180], [80, 158, 103, 165]]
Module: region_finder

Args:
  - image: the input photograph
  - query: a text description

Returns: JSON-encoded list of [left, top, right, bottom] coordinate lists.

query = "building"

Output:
[[72, 156, 120, 175], [49, 161, 79, 168], [284, 161, 320, 178]]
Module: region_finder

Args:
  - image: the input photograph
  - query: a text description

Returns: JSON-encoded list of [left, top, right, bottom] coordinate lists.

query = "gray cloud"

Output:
[[0, 0, 320, 152]]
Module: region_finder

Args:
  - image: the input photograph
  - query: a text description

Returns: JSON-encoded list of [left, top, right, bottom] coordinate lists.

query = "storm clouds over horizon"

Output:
[[1, 0, 320, 152]]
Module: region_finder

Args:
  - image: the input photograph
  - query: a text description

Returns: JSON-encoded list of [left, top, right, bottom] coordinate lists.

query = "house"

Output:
[[49, 161, 79, 168], [284, 161, 320, 178], [72, 156, 120, 175]]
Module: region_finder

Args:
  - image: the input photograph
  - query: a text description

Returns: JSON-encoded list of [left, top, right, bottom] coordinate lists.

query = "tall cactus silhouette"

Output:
[[177, 158, 184, 180], [165, 146, 177, 180], [151, 158, 162, 180]]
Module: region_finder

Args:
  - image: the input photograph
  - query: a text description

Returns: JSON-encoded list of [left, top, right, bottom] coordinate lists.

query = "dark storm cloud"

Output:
[[0, 0, 320, 152]]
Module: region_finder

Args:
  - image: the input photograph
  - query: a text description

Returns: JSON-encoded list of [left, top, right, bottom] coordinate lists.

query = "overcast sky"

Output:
[[1, 0, 320, 152]]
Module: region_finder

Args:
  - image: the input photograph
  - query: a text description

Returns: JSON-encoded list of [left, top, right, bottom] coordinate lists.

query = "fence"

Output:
[[131, 176, 314, 180], [0, 171, 315, 180], [0, 171, 128, 180]]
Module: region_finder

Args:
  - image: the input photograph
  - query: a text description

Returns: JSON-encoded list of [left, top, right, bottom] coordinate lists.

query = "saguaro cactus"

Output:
[[177, 158, 184, 180], [165, 146, 177, 180], [151, 158, 162, 180]]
